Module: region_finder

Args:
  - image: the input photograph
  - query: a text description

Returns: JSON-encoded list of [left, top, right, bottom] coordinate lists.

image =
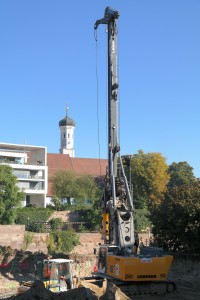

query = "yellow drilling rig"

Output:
[[93, 6, 176, 297]]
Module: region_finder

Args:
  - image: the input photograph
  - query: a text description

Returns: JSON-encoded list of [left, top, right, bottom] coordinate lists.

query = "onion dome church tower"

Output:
[[59, 107, 75, 157]]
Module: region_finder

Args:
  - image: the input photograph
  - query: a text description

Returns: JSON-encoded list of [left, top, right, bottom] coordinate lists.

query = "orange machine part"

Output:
[[106, 255, 173, 281]]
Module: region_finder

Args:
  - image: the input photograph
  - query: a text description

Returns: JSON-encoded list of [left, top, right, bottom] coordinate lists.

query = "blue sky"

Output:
[[0, 1, 200, 177]]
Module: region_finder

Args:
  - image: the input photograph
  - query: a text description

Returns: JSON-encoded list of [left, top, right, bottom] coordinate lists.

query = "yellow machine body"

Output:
[[106, 254, 173, 281], [101, 212, 109, 243]]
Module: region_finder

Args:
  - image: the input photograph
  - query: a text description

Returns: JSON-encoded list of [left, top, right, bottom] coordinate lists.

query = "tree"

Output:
[[75, 174, 101, 204], [51, 170, 101, 207], [167, 161, 195, 188], [0, 164, 24, 224], [48, 231, 80, 254], [80, 208, 101, 231], [51, 170, 76, 204], [130, 150, 170, 209], [149, 180, 200, 252], [134, 206, 151, 232]]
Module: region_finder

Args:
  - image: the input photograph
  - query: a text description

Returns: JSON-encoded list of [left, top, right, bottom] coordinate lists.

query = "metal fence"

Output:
[[25, 221, 94, 233]]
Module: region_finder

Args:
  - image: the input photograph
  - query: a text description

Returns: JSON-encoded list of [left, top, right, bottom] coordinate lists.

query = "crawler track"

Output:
[[117, 281, 176, 297]]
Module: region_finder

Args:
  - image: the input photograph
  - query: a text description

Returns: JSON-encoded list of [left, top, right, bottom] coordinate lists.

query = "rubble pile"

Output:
[[4, 280, 96, 300], [3, 280, 130, 300]]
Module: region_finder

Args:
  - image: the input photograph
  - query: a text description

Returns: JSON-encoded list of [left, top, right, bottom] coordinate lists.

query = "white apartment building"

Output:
[[0, 143, 48, 207]]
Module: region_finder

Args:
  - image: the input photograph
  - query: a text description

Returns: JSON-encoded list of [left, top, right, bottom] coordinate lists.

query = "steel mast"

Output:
[[95, 7, 134, 253]]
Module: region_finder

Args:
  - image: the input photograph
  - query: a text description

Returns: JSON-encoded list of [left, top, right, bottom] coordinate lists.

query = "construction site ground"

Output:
[[0, 251, 200, 299], [0, 219, 199, 299]]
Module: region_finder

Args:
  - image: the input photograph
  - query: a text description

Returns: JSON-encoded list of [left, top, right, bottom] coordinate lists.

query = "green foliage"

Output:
[[149, 181, 200, 252], [75, 175, 101, 204], [49, 218, 64, 231], [51, 170, 76, 200], [167, 161, 195, 188], [51, 170, 101, 207], [134, 207, 151, 232], [0, 164, 25, 224], [24, 232, 34, 249], [51, 196, 62, 211], [77, 223, 87, 232], [15, 207, 52, 232], [80, 208, 101, 231], [130, 150, 169, 209], [48, 231, 80, 254]]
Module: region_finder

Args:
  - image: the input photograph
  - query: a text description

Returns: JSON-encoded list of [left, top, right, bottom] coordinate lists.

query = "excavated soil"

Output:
[[0, 252, 200, 299], [1, 278, 200, 300]]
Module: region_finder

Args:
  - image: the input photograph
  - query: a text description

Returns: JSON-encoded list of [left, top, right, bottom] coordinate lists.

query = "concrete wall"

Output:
[[0, 225, 25, 249]]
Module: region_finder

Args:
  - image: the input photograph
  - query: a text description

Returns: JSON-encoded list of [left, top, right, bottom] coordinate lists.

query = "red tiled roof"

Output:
[[47, 153, 107, 196], [70, 157, 107, 176], [47, 153, 74, 176]]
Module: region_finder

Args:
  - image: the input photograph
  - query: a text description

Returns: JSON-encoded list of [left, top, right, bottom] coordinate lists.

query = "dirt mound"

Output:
[[3, 280, 131, 300], [5, 280, 97, 300]]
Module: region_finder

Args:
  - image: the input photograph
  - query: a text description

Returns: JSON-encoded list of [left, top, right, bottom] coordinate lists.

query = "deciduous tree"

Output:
[[150, 180, 200, 252], [167, 161, 195, 188], [51, 170, 76, 203], [0, 164, 24, 224], [51, 170, 101, 207], [130, 150, 169, 208]]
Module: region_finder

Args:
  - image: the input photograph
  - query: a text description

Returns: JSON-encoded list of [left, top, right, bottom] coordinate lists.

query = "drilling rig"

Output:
[[94, 7, 176, 296]]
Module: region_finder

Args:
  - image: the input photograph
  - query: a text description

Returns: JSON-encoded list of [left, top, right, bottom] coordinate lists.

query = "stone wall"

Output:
[[26, 233, 49, 254], [71, 233, 102, 255], [0, 224, 149, 255], [0, 225, 102, 256], [0, 225, 25, 250], [0, 226, 200, 281], [25, 232, 102, 255]]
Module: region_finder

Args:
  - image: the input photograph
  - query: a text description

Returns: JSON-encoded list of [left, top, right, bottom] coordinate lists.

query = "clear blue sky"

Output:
[[0, 1, 200, 177]]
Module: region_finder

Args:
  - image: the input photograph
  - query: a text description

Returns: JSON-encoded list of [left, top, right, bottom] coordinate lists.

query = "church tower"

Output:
[[59, 107, 75, 157]]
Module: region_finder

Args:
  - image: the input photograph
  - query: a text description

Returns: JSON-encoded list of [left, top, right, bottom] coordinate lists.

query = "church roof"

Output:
[[47, 153, 107, 196], [59, 116, 75, 127]]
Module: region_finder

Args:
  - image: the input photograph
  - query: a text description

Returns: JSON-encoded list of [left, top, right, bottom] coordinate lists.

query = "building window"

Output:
[[64, 133, 66, 138], [68, 133, 70, 138], [26, 195, 30, 206]]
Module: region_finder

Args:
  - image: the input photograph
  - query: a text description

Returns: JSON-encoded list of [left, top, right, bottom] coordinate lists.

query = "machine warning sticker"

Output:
[[140, 258, 152, 263], [115, 264, 119, 275]]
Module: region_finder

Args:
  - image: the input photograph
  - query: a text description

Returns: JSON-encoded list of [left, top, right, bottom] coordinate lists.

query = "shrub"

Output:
[[24, 232, 34, 249], [15, 208, 52, 232], [48, 231, 80, 254], [79, 209, 101, 231], [49, 218, 64, 231]]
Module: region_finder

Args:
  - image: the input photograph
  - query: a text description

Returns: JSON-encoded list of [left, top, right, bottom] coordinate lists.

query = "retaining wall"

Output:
[[0, 225, 102, 255], [0, 225, 25, 250]]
